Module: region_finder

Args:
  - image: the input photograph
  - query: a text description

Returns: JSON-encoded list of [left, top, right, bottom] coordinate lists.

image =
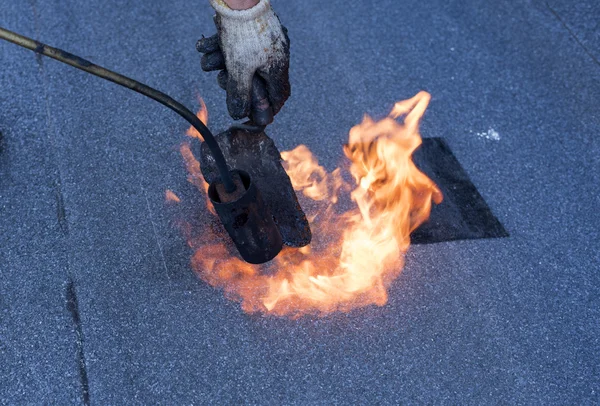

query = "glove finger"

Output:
[[201, 50, 225, 72], [217, 70, 228, 91], [196, 34, 220, 53], [250, 75, 274, 126], [259, 63, 291, 116], [226, 71, 253, 120]]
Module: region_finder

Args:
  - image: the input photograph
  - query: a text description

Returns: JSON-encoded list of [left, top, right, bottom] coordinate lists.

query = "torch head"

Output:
[[208, 170, 283, 264]]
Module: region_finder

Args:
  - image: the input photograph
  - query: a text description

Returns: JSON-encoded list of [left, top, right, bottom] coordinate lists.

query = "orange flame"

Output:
[[179, 142, 215, 215], [165, 189, 181, 203], [185, 97, 208, 140], [177, 91, 442, 317]]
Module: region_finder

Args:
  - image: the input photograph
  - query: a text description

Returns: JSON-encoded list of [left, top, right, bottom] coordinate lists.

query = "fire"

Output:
[[176, 91, 442, 317], [165, 189, 181, 203], [185, 97, 208, 140]]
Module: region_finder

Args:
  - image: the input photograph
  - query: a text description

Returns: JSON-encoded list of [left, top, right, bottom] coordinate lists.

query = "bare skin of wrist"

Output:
[[223, 0, 259, 10]]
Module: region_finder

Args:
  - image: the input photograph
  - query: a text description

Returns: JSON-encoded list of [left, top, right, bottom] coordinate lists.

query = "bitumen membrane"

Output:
[[1, 0, 599, 404]]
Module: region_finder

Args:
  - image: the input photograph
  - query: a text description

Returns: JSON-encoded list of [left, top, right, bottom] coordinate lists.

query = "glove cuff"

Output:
[[209, 0, 272, 20]]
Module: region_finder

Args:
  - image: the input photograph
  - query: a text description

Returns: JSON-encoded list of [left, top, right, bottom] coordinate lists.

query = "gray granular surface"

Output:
[[1, 0, 599, 404]]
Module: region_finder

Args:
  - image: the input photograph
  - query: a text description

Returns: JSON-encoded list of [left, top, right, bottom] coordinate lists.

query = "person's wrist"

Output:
[[210, 0, 270, 20], [222, 0, 259, 10]]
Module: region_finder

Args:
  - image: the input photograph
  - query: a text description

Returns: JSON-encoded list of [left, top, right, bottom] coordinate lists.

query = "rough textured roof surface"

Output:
[[1, 0, 599, 403]]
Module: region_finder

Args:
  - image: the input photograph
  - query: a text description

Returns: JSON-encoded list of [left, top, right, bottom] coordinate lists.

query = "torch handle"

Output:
[[0, 26, 236, 193]]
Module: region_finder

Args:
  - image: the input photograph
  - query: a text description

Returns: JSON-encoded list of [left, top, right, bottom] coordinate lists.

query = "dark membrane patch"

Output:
[[411, 137, 508, 244]]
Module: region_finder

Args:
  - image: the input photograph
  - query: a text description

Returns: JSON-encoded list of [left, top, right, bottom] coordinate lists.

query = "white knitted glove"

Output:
[[197, 0, 290, 125]]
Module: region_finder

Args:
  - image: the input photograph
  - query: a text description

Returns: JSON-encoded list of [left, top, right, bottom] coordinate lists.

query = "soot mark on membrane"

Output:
[[66, 280, 90, 406], [411, 137, 508, 244]]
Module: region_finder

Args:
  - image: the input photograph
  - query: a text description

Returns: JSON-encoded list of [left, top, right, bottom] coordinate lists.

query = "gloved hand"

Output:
[[197, 0, 290, 126]]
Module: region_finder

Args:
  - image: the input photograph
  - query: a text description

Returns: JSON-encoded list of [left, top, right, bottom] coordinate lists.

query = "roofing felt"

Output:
[[1, 0, 599, 403]]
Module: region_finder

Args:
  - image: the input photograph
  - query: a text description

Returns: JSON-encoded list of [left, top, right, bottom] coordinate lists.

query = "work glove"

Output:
[[197, 0, 290, 126]]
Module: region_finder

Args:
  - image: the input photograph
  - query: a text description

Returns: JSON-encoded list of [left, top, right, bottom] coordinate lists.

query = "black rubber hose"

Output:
[[0, 26, 236, 193]]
